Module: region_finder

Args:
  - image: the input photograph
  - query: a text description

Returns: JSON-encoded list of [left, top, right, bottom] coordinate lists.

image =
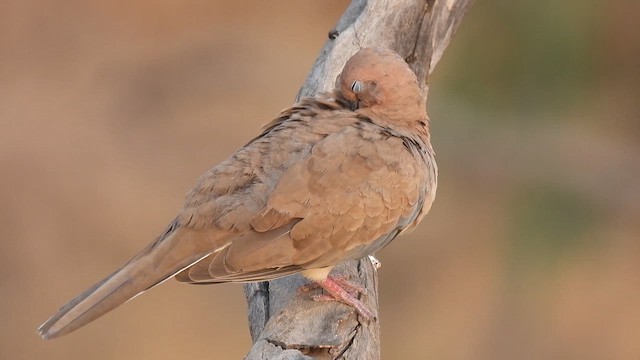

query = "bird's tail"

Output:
[[37, 221, 219, 339]]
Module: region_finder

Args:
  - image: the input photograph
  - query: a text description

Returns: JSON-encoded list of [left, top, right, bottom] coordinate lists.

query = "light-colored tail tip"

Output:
[[37, 326, 52, 340], [37, 316, 67, 340]]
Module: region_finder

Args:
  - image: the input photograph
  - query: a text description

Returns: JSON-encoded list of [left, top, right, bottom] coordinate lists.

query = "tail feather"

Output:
[[37, 225, 222, 339]]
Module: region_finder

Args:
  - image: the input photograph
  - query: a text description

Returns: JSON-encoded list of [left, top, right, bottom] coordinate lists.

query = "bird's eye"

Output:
[[351, 80, 364, 94]]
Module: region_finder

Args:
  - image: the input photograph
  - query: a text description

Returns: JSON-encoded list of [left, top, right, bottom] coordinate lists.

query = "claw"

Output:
[[301, 275, 376, 321]]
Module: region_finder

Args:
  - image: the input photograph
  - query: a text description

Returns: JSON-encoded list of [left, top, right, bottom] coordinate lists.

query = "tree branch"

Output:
[[244, 0, 474, 358]]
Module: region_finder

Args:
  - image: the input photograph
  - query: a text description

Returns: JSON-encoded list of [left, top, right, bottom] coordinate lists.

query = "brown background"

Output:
[[2, 1, 639, 359]]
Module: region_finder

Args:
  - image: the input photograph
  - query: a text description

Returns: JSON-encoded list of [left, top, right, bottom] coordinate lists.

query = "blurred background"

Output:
[[2, 0, 639, 359]]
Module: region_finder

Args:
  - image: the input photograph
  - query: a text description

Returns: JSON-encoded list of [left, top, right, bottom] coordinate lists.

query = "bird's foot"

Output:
[[300, 275, 376, 321], [327, 275, 369, 296], [298, 275, 364, 297]]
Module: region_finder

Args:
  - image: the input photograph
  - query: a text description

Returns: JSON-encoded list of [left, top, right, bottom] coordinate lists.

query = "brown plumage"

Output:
[[37, 47, 437, 339]]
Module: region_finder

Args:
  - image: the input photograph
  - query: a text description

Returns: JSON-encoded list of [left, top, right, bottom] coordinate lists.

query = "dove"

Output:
[[37, 47, 438, 339]]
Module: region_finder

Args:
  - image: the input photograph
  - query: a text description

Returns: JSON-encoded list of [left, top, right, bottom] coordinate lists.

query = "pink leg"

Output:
[[313, 276, 376, 321], [329, 275, 368, 296]]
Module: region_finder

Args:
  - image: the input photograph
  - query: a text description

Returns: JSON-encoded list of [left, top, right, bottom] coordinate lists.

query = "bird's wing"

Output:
[[177, 117, 431, 283]]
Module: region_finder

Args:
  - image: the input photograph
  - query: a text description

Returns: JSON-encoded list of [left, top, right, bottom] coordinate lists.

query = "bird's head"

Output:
[[337, 48, 427, 126]]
